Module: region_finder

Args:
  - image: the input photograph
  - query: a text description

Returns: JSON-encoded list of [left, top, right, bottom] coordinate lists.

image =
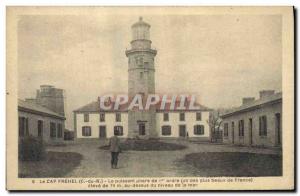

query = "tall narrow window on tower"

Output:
[[139, 56, 143, 65]]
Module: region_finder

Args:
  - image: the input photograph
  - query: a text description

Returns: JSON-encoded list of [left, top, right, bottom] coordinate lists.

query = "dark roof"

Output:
[[74, 99, 211, 113], [155, 100, 211, 112], [18, 99, 65, 120], [73, 100, 128, 113], [220, 92, 282, 118]]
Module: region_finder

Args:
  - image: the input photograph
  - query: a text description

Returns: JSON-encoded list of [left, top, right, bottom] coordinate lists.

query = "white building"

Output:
[[74, 100, 211, 140], [73, 17, 211, 140]]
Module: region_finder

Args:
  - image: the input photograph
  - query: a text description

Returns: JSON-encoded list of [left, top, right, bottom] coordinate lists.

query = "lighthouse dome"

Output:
[[131, 17, 151, 41], [131, 17, 150, 28]]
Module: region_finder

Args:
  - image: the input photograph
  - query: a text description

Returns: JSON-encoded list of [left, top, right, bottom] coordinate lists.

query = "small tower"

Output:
[[126, 17, 157, 138], [36, 85, 65, 116]]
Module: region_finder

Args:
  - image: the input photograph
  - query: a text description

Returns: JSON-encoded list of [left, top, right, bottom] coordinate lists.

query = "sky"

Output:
[[18, 14, 282, 129]]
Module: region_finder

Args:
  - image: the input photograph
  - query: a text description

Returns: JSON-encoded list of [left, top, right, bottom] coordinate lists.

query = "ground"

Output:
[[178, 152, 282, 177], [19, 151, 82, 178], [18, 139, 282, 178]]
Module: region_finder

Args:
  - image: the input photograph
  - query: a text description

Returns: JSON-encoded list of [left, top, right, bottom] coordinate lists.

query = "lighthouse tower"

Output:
[[125, 17, 157, 138]]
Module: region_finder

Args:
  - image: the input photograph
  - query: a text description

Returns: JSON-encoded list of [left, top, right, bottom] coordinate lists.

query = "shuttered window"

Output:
[[194, 125, 204, 135], [82, 126, 92, 136]]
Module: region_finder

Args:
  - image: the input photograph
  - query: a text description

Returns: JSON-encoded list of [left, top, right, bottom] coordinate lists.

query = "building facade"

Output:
[[18, 99, 65, 143], [74, 100, 210, 140], [73, 17, 211, 140], [221, 90, 282, 147], [18, 85, 66, 143], [156, 111, 210, 139]]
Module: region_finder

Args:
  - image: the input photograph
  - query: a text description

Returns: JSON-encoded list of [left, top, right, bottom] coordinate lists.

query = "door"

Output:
[[99, 126, 106, 138], [231, 122, 235, 144], [38, 120, 43, 138], [275, 113, 281, 146], [249, 118, 253, 145], [179, 125, 186, 137], [139, 123, 145, 135]]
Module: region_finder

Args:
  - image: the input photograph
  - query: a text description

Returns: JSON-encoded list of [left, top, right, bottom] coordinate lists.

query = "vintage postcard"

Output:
[[6, 6, 294, 190]]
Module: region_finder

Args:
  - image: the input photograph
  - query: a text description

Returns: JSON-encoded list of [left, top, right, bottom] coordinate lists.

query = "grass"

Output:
[[99, 139, 187, 151], [18, 151, 83, 178], [178, 152, 282, 177]]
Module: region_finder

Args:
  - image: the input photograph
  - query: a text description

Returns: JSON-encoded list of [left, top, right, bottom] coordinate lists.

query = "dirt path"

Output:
[[47, 140, 281, 177]]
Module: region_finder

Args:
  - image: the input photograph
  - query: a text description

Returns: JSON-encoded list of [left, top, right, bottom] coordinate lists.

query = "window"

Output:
[[100, 113, 105, 122], [139, 57, 143, 65], [19, 117, 24, 137], [135, 56, 139, 65], [84, 113, 89, 122], [259, 116, 267, 136], [50, 122, 56, 138], [139, 123, 146, 135], [38, 120, 43, 137], [224, 123, 229, 137], [114, 126, 123, 136], [116, 113, 121, 122], [19, 117, 29, 137], [194, 125, 204, 135], [82, 126, 91, 136], [161, 125, 171, 135], [140, 72, 143, 79], [144, 62, 149, 67], [238, 120, 244, 137], [57, 123, 63, 138], [196, 112, 202, 121], [179, 113, 185, 121], [163, 113, 169, 121], [135, 56, 143, 66]]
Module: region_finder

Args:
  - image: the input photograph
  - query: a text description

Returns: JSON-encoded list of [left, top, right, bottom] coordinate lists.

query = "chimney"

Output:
[[242, 97, 255, 105], [259, 90, 275, 99]]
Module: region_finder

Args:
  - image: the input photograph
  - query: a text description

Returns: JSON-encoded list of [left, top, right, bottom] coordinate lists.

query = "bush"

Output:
[[19, 136, 46, 161]]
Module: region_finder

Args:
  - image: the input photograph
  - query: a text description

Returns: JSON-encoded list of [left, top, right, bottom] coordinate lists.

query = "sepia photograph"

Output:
[[6, 6, 294, 190]]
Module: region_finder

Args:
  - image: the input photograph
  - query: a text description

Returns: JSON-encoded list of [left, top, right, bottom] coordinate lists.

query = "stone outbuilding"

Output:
[[18, 85, 66, 144], [221, 90, 282, 147]]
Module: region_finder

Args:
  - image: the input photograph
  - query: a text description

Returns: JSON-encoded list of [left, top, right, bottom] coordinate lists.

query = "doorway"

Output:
[[38, 120, 43, 138], [275, 113, 281, 146], [99, 126, 106, 138], [179, 125, 186, 137], [139, 123, 146, 135], [231, 122, 235, 144], [249, 118, 253, 145]]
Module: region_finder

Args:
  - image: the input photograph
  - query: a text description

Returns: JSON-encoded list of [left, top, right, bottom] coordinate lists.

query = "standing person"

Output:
[[109, 130, 121, 169]]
